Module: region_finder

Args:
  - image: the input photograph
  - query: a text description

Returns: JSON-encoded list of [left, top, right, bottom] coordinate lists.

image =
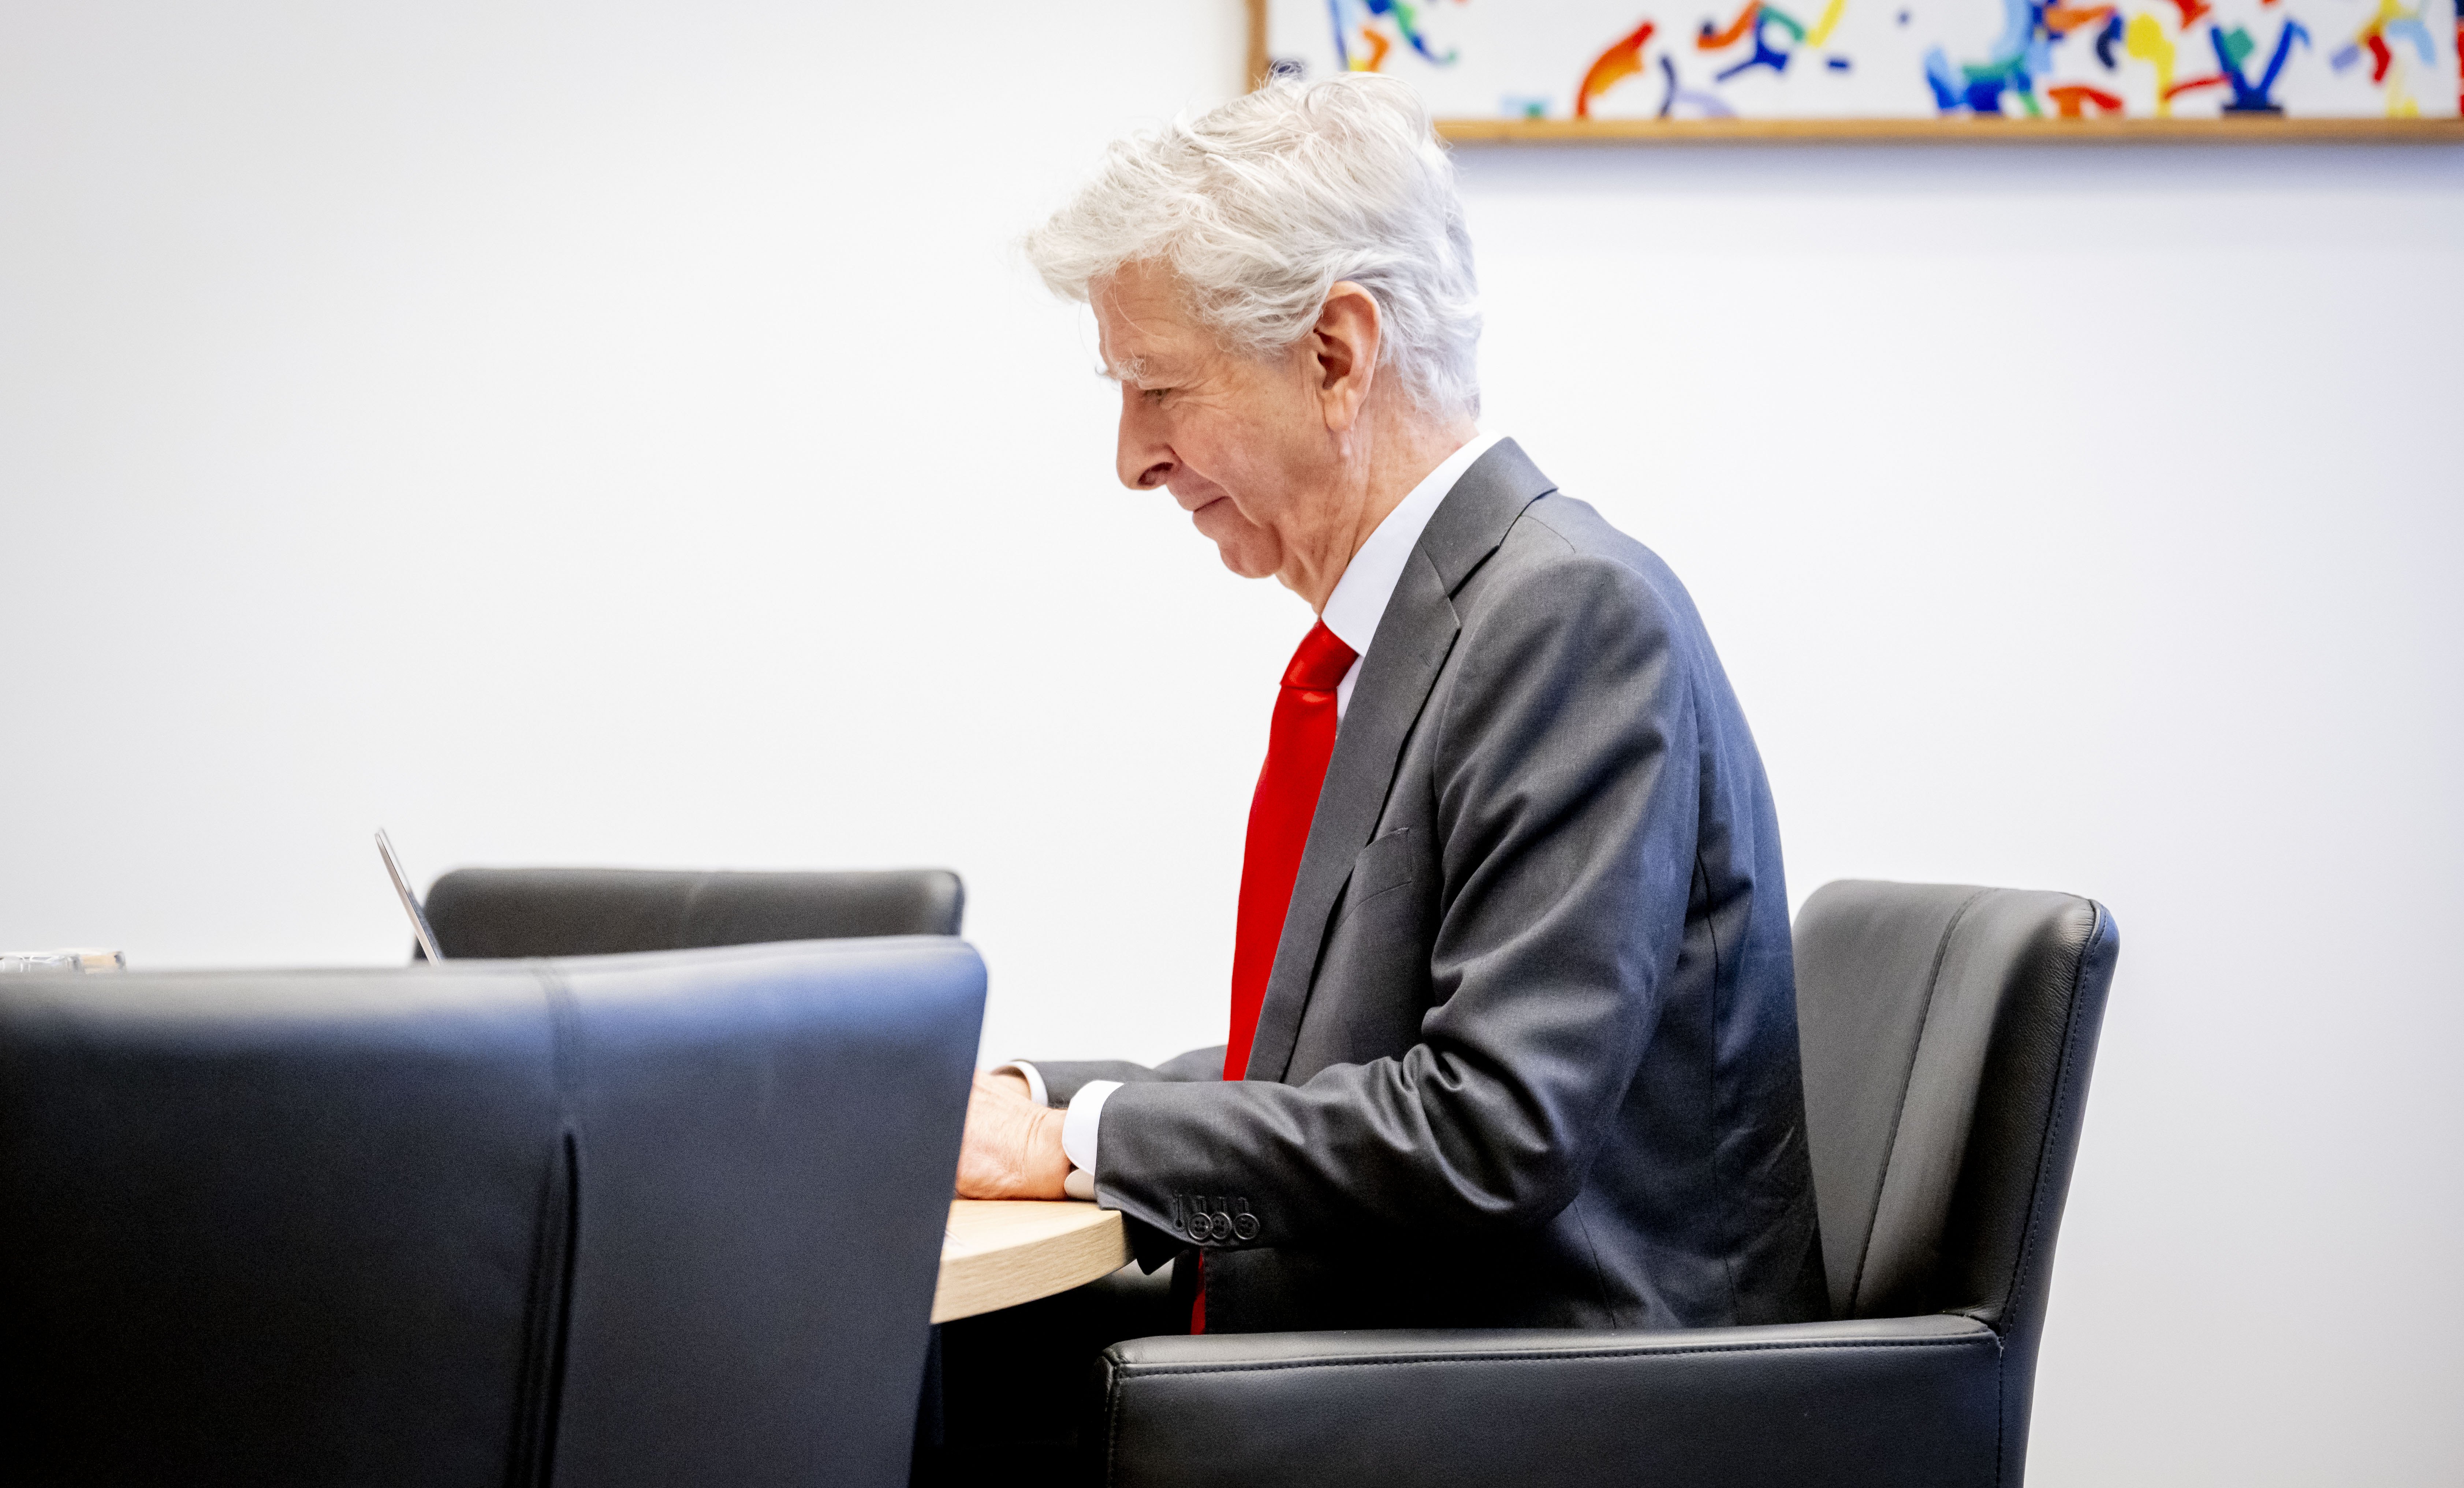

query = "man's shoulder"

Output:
[[1511, 491, 1665, 573], [1462, 491, 1695, 632]]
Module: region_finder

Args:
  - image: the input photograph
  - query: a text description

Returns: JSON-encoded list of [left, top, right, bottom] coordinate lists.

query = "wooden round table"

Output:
[[931, 1199, 1132, 1324]]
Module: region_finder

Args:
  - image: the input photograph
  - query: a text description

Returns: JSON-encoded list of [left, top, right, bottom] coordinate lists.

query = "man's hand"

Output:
[[955, 1070, 1072, 1199]]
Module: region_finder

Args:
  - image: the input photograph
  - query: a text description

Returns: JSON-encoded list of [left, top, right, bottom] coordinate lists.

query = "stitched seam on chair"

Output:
[[2000, 903, 2096, 1324], [1984, 1327, 2010, 1488], [1105, 1367, 1121, 1488], [1994, 901, 2102, 1487], [1114, 1333, 1994, 1379], [1995, 1343, 2008, 1488], [1848, 887, 1991, 1314]]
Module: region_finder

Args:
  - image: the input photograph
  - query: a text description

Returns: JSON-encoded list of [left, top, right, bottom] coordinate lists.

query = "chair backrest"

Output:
[[0, 938, 984, 1488], [422, 867, 965, 960], [1793, 882, 2117, 1478]]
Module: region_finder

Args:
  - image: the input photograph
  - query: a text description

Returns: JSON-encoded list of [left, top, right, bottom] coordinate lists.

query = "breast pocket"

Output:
[[1333, 827, 1421, 929]]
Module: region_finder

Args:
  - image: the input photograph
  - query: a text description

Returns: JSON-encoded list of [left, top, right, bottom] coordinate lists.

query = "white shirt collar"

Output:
[[1321, 431, 1508, 721]]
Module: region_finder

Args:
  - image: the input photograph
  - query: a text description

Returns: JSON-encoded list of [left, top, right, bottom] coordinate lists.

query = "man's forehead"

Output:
[[1093, 265, 1203, 380]]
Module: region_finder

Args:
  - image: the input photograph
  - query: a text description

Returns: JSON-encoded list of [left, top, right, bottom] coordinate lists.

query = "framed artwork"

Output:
[[1249, 0, 2464, 139]]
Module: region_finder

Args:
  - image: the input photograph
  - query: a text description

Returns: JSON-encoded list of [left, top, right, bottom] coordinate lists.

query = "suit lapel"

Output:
[[1243, 439, 1559, 1081]]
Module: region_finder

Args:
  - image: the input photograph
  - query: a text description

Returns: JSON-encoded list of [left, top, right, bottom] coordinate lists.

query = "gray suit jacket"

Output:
[[1033, 441, 1826, 1334]]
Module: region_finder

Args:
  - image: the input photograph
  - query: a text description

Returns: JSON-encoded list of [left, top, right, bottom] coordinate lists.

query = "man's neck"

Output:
[[1281, 411, 1477, 612]]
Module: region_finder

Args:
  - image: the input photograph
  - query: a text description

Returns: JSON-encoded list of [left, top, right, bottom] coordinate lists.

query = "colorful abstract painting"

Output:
[[1262, 0, 2462, 123]]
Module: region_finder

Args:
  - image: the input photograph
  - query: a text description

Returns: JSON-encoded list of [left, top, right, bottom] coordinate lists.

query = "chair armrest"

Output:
[[1093, 1314, 2001, 1488]]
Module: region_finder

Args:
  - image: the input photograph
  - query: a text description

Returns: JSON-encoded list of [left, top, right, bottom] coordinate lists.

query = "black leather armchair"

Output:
[[0, 938, 985, 1488], [1088, 881, 2119, 1488], [421, 865, 965, 959]]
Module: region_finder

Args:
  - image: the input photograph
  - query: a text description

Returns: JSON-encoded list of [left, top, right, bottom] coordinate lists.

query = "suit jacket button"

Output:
[[1209, 1211, 1233, 1242], [1231, 1213, 1260, 1241]]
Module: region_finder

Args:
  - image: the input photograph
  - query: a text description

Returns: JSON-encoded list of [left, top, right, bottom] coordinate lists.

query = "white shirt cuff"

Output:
[[1063, 1079, 1122, 1179], [993, 1061, 1050, 1108]]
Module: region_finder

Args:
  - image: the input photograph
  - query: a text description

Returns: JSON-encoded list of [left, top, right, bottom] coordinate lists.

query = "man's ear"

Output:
[[1310, 282, 1382, 433]]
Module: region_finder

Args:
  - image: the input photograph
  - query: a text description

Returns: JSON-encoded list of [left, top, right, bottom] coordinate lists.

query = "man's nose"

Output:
[[1115, 385, 1176, 491]]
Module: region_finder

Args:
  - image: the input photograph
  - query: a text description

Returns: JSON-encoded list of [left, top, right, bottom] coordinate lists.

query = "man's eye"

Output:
[[1144, 387, 1169, 402]]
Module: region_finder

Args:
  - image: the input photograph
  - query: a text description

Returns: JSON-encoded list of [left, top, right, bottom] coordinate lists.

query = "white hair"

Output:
[[1025, 74, 1481, 420]]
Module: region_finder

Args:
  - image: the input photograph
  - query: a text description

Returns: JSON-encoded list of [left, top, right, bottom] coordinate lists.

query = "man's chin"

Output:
[[1214, 545, 1278, 579], [1202, 530, 1280, 579], [1192, 506, 1279, 579]]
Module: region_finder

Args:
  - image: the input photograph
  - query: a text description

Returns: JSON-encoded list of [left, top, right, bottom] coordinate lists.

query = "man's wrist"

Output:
[[1026, 1103, 1072, 1194]]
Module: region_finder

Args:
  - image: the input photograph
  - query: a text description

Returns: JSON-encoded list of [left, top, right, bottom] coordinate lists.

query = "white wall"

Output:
[[3, 5, 2457, 1483]]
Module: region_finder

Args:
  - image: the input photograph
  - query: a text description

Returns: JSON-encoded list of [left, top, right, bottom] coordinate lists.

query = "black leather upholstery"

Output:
[[1090, 881, 2117, 1487], [422, 866, 965, 959], [1795, 882, 2118, 1485], [1099, 1316, 2001, 1488], [0, 938, 986, 1488]]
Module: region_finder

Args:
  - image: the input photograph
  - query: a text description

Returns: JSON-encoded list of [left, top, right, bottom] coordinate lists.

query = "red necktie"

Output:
[[1196, 620, 1355, 1335], [1225, 620, 1358, 1081]]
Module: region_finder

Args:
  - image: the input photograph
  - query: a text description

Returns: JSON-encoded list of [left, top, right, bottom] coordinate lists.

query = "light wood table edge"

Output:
[[1435, 116, 2464, 146], [932, 1200, 1133, 1325]]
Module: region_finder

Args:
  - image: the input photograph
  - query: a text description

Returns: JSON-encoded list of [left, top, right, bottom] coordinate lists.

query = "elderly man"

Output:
[[933, 73, 1823, 1471]]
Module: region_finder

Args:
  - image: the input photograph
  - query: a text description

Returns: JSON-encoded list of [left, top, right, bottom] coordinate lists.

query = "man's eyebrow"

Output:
[[1100, 354, 1153, 384]]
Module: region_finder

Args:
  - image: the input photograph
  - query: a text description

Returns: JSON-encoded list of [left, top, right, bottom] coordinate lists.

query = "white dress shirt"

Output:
[[1010, 431, 1509, 1200]]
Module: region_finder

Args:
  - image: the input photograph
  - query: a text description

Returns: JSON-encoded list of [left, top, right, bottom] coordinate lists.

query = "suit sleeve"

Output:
[[1090, 550, 1700, 1248], [1023, 1046, 1226, 1106]]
